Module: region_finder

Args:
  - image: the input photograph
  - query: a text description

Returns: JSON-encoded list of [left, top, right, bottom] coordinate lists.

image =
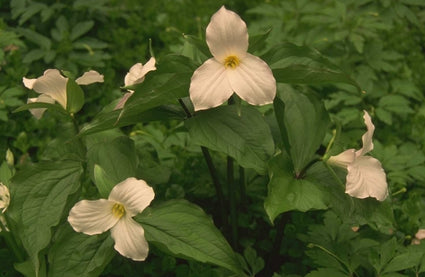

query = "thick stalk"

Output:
[[178, 99, 226, 226], [227, 156, 238, 249], [260, 213, 290, 277]]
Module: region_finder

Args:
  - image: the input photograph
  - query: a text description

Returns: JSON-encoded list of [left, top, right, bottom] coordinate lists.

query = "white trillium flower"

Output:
[[114, 57, 156, 110], [189, 6, 276, 111], [328, 111, 388, 201], [23, 69, 104, 118], [68, 177, 154, 261], [0, 183, 9, 232], [0, 183, 10, 213]]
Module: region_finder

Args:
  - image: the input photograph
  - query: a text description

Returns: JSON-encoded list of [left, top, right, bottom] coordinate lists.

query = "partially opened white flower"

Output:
[[328, 111, 388, 201], [68, 177, 154, 261], [0, 183, 10, 213], [23, 69, 104, 118], [189, 6, 276, 111], [114, 57, 156, 110]]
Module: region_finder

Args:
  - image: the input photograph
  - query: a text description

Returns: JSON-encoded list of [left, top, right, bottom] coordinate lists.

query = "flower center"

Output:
[[112, 203, 126, 219], [224, 55, 240, 69]]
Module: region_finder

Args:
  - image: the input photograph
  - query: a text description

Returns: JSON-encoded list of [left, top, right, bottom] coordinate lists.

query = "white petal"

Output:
[[23, 77, 37, 89], [328, 149, 356, 168], [76, 70, 104, 85], [114, 91, 134, 110], [416, 229, 425, 240], [356, 110, 375, 157], [189, 58, 233, 111], [206, 6, 248, 62], [27, 94, 55, 119], [345, 156, 388, 201], [30, 69, 68, 108], [0, 183, 10, 213], [68, 199, 118, 235], [227, 53, 276, 106], [110, 216, 149, 261], [124, 57, 156, 87], [108, 177, 155, 216]]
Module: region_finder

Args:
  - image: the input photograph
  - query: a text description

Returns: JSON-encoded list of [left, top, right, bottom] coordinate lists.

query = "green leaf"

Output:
[[274, 88, 329, 174], [185, 105, 275, 174], [135, 199, 244, 275], [17, 27, 51, 49], [93, 164, 116, 198], [183, 34, 210, 59], [87, 136, 138, 187], [66, 79, 85, 114], [70, 20, 94, 41], [13, 102, 68, 116], [80, 105, 185, 136], [261, 43, 361, 92], [48, 225, 115, 277], [8, 160, 83, 276], [248, 29, 271, 54], [264, 155, 328, 223]]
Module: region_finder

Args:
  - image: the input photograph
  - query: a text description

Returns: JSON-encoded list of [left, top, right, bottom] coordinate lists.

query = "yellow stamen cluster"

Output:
[[112, 203, 126, 218], [224, 55, 240, 69]]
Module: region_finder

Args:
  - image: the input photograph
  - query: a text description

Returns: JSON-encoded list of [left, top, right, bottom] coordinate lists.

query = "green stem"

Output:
[[239, 166, 246, 206], [0, 216, 25, 262], [178, 99, 226, 226], [227, 156, 238, 249]]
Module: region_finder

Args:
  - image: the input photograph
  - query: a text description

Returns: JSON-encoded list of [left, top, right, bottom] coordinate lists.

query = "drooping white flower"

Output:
[[68, 177, 154, 261], [23, 69, 104, 118], [114, 57, 156, 110], [0, 183, 10, 213], [328, 111, 388, 201], [189, 6, 276, 111]]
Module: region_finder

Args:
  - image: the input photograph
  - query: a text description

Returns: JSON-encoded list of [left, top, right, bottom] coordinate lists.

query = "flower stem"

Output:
[[178, 99, 226, 226], [227, 156, 238, 249], [260, 213, 290, 277], [239, 166, 246, 206]]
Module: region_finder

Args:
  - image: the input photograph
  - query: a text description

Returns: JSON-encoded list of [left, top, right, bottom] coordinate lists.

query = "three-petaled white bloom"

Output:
[[0, 183, 10, 213], [0, 183, 10, 232], [114, 57, 156, 110], [189, 6, 276, 111], [68, 177, 154, 261], [23, 69, 104, 118], [328, 111, 388, 201]]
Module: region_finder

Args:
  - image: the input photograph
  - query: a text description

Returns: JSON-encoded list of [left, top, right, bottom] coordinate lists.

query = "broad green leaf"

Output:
[[264, 155, 328, 223], [79, 105, 184, 136], [135, 199, 244, 275], [66, 79, 85, 114], [0, 161, 14, 185], [183, 34, 210, 59], [8, 160, 83, 276], [87, 136, 138, 187], [13, 102, 68, 116], [93, 164, 116, 198], [185, 105, 275, 174], [274, 88, 329, 174], [248, 29, 271, 54], [48, 225, 115, 277], [261, 43, 361, 92]]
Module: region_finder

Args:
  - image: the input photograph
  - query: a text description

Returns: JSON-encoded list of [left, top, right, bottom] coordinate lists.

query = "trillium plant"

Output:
[[2, 5, 403, 277]]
